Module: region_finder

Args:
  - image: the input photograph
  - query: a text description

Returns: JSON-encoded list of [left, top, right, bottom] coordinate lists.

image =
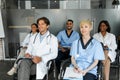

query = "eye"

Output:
[[81, 26, 83, 28], [85, 25, 88, 28]]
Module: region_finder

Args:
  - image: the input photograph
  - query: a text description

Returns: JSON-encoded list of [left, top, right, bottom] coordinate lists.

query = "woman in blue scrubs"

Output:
[[69, 20, 105, 80]]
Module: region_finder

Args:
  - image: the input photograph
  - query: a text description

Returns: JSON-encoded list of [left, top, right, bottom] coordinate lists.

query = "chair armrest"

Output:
[[60, 58, 71, 79]]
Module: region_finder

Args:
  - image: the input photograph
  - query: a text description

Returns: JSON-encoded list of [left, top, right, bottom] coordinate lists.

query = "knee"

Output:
[[20, 59, 31, 67]]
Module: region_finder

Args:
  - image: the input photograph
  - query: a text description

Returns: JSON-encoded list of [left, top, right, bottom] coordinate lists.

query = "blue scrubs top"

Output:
[[57, 30, 80, 48], [70, 37, 105, 76]]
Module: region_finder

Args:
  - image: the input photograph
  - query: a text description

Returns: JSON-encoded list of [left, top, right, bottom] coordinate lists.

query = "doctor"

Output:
[[93, 20, 117, 80], [7, 23, 38, 76], [18, 17, 58, 80]]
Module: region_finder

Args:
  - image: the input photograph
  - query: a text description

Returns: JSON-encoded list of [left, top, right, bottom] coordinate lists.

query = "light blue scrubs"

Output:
[[57, 30, 80, 48], [69, 37, 105, 79]]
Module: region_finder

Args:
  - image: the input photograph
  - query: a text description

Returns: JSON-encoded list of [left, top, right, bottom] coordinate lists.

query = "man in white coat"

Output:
[[18, 17, 58, 80]]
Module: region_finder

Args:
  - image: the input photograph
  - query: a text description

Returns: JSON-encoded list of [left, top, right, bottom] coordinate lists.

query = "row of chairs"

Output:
[[13, 58, 103, 80], [13, 47, 120, 80]]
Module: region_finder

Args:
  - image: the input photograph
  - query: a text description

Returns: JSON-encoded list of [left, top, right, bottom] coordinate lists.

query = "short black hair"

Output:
[[98, 20, 111, 33], [67, 19, 73, 23], [37, 17, 50, 26]]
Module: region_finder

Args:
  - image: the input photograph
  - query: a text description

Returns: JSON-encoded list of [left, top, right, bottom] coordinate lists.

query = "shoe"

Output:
[[7, 67, 16, 76]]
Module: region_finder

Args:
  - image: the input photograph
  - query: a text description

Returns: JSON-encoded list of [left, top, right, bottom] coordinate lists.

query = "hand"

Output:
[[25, 53, 32, 58], [32, 56, 42, 64], [61, 47, 66, 52], [81, 70, 88, 76], [73, 67, 82, 73]]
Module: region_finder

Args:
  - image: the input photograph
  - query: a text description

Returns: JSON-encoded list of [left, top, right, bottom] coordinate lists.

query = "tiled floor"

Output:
[[0, 60, 119, 80]]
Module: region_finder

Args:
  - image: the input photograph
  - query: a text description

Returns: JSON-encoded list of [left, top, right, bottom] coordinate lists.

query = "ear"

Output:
[[47, 25, 49, 29]]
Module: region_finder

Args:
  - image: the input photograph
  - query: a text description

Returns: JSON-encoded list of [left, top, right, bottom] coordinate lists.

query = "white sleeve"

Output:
[[25, 40, 33, 55], [109, 34, 117, 51], [21, 34, 30, 47]]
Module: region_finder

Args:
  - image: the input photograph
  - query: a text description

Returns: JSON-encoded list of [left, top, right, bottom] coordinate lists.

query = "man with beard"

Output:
[[55, 19, 80, 73]]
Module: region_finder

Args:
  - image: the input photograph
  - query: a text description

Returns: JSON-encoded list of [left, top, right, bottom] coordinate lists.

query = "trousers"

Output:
[[18, 59, 36, 80]]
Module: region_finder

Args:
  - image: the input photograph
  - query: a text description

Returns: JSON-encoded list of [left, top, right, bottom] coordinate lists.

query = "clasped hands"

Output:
[[25, 53, 42, 64], [73, 67, 88, 76]]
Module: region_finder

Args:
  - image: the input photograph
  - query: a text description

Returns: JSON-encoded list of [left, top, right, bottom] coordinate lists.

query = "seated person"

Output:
[[7, 23, 39, 75], [93, 20, 117, 80], [17, 17, 58, 80], [55, 19, 80, 73], [69, 20, 105, 80]]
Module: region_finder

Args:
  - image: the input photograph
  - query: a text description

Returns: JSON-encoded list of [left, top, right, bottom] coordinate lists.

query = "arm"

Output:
[[82, 60, 98, 76], [58, 41, 67, 52], [109, 34, 117, 51], [71, 56, 78, 68], [71, 56, 83, 73], [25, 39, 33, 58], [21, 34, 30, 47]]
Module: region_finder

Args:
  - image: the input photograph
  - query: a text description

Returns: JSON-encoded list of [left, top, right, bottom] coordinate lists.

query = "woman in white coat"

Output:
[[7, 23, 38, 76], [93, 20, 117, 80], [18, 17, 58, 80]]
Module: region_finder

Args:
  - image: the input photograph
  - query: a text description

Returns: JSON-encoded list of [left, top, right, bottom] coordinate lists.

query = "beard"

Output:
[[67, 27, 72, 30]]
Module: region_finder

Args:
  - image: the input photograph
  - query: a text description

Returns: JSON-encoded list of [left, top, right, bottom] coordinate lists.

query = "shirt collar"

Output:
[[99, 32, 108, 38], [40, 30, 49, 38]]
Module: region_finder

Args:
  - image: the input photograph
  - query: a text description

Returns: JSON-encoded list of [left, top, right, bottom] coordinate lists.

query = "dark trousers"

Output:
[[55, 50, 70, 73], [83, 73, 96, 80]]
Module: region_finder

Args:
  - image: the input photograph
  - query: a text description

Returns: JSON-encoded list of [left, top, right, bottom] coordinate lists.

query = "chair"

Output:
[[13, 58, 57, 80], [110, 49, 120, 80], [59, 58, 103, 80]]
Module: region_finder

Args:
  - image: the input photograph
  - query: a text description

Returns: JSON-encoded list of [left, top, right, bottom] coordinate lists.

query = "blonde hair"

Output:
[[80, 20, 93, 30]]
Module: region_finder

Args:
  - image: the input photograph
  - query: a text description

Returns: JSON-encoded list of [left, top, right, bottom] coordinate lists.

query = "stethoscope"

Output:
[[31, 32, 52, 55], [76, 37, 93, 58], [33, 32, 52, 44], [76, 39, 80, 58]]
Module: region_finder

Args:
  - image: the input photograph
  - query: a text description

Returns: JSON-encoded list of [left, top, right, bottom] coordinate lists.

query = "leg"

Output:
[[102, 50, 110, 80], [102, 58, 110, 80], [7, 48, 27, 75], [55, 51, 66, 73], [83, 73, 96, 80], [14, 48, 27, 67], [18, 59, 33, 80]]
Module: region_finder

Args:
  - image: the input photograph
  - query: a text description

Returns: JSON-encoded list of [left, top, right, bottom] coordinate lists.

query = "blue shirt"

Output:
[[39, 31, 48, 43], [70, 37, 105, 76], [57, 30, 80, 48]]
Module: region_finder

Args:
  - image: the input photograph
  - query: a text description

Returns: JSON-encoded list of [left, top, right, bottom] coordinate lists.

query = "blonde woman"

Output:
[[69, 20, 105, 80]]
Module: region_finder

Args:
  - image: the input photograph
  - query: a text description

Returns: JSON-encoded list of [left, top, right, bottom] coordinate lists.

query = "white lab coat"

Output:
[[25, 31, 58, 79], [21, 32, 38, 47], [93, 32, 117, 62]]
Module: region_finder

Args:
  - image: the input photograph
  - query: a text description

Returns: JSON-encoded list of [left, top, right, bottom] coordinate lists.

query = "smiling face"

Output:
[[80, 20, 92, 36], [100, 23, 108, 32], [31, 24, 38, 33], [38, 20, 49, 34], [66, 21, 73, 30]]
